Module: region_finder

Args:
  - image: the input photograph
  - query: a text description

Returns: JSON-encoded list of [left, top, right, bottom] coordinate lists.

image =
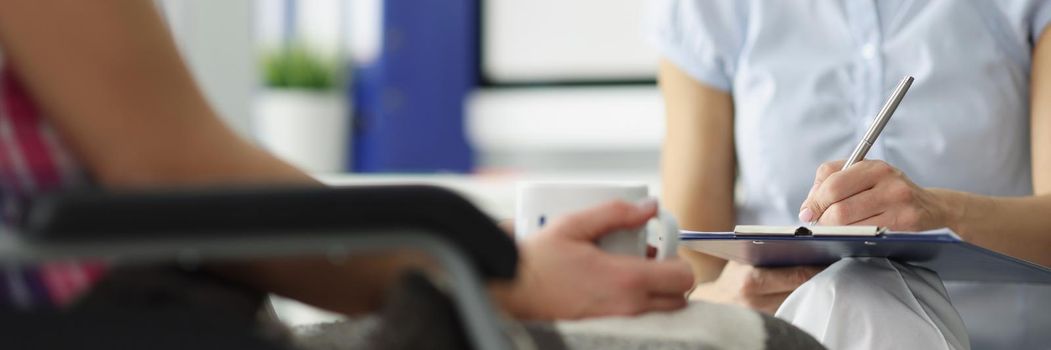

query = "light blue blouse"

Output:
[[650, 1, 1051, 348]]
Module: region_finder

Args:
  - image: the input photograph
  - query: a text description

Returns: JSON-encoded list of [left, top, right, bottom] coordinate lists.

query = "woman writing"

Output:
[[652, 1, 1051, 348]]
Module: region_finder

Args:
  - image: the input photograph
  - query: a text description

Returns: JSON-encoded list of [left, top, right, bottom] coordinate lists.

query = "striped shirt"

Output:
[[0, 59, 104, 309]]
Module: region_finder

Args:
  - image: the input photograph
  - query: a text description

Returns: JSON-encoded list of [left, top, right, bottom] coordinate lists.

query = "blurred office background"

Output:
[[158, 0, 662, 324]]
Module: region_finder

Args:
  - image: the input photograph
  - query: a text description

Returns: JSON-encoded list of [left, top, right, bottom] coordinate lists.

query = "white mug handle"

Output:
[[650, 210, 681, 260]]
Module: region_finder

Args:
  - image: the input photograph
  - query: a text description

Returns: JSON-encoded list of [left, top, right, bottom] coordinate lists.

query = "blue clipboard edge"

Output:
[[681, 231, 1051, 284]]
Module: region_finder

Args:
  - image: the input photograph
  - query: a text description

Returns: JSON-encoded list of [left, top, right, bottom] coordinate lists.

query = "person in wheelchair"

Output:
[[0, 1, 824, 349]]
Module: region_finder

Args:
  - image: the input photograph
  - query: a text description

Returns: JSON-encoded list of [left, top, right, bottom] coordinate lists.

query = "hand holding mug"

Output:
[[496, 200, 695, 319], [515, 182, 680, 259]]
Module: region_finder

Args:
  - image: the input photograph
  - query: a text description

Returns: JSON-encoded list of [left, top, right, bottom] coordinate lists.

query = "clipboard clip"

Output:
[[733, 225, 886, 237]]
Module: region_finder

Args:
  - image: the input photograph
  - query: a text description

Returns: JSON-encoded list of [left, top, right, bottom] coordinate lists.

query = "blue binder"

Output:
[[681, 226, 1051, 284], [351, 0, 478, 173]]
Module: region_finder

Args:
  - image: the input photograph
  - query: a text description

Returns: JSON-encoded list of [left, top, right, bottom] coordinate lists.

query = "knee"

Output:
[[803, 257, 912, 299], [782, 259, 968, 349], [777, 258, 919, 327]]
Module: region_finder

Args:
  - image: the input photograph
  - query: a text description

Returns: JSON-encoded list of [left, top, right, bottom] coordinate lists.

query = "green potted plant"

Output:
[[254, 44, 348, 173]]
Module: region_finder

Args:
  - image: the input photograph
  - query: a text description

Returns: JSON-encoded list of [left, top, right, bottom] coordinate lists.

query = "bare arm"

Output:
[[658, 60, 736, 283], [0, 0, 307, 187], [799, 29, 1051, 267], [950, 27, 1051, 265], [0, 1, 696, 318], [0, 0, 426, 315], [1031, 29, 1051, 196], [661, 61, 827, 314]]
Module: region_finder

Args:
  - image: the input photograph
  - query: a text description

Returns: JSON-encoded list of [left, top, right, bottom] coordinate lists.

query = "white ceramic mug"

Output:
[[514, 182, 680, 260]]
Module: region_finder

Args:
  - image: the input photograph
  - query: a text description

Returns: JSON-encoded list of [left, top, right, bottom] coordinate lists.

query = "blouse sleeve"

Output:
[[1034, 0, 1051, 43], [647, 0, 746, 91]]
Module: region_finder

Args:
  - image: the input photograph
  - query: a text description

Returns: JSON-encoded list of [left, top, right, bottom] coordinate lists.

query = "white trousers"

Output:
[[776, 258, 970, 350]]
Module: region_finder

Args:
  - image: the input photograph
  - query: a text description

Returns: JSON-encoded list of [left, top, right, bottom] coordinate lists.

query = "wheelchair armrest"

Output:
[[20, 185, 518, 280]]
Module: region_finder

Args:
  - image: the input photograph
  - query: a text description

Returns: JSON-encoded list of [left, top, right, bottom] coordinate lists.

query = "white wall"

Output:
[[483, 0, 658, 82], [256, 0, 355, 59], [468, 86, 663, 153], [160, 0, 257, 137], [473, 1, 664, 172]]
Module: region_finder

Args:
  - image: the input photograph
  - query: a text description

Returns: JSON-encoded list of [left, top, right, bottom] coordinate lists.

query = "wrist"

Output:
[[488, 281, 526, 318], [488, 245, 536, 319], [687, 281, 729, 303], [929, 189, 975, 236]]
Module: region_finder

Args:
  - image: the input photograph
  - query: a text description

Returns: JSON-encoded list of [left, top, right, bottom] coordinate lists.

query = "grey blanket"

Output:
[[296, 306, 823, 350], [294, 272, 823, 350]]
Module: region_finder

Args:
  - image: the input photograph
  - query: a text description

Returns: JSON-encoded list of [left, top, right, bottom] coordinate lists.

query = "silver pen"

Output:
[[841, 75, 914, 171], [807, 75, 914, 225]]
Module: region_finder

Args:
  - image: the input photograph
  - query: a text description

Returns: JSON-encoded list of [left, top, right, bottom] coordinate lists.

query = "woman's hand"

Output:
[[798, 160, 959, 231], [690, 262, 823, 315], [492, 200, 695, 320]]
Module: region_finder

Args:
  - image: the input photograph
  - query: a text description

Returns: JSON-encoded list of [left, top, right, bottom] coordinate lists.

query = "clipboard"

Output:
[[681, 225, 1051, 284]]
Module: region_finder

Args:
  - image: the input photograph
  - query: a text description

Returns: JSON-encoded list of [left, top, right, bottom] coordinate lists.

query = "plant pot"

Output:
[[253, 89, 349, 174]]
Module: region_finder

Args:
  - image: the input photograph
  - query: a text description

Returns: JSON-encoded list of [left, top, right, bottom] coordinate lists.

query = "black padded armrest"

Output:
[[21, 185, 517, 279]]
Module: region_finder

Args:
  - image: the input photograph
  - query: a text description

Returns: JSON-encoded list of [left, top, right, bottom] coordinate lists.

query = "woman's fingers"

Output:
[[818, 188, 886, 225], [848, 212, 896, 227], [802, 160, 896, 222], [742, 266, 823, 296], [800, 160, 847, 219]]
